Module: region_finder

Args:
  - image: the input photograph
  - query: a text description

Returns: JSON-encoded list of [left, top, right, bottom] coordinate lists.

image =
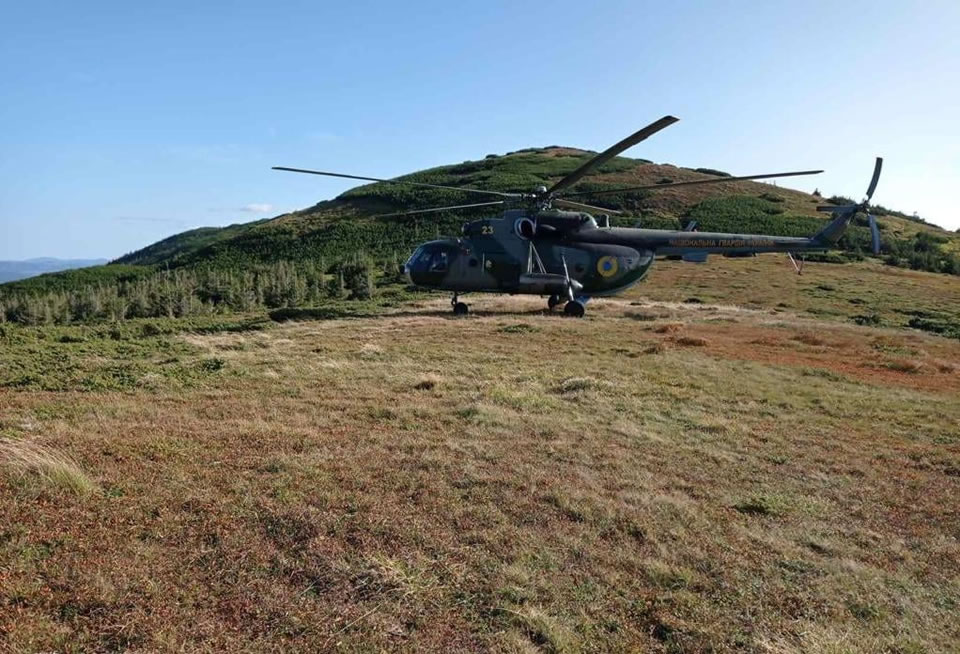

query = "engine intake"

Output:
[[515, 217, 536, 240]]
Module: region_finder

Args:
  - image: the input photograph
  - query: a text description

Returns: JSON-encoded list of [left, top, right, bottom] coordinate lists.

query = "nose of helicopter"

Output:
[[403, 247, 423, 284], [405, 242, 455, 287]]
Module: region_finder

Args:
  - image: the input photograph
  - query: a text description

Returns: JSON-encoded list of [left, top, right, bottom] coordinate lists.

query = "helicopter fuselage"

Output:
[[404, 208, 823, 300]]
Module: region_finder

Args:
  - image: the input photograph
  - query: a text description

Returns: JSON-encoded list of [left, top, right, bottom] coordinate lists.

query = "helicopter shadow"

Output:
[[268, 305, 562, 323]]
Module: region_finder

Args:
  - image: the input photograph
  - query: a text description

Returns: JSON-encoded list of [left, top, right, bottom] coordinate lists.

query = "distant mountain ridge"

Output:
[[0, 258, 109, 283]]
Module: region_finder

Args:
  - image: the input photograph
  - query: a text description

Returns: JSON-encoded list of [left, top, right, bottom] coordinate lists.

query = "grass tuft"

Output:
[[935, 360, 957, 373], [497, 323, 539, 334], [506, 606, 574, 654], [674, 335, 708, 347], [414, 376, 438, 391], [643, 559, 695, 590], [885, 359, 925, 374], [0, 438, 98, 496], [555, 377, 601, 394], [644, 342, 667, 355], [793, 332, 826, 346], [654, 323, 685, 334], [734, 494, 787, 516]]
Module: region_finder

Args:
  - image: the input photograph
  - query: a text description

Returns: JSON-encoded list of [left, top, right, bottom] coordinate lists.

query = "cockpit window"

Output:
[[428, 251, 448, 272], [406, 247, 424, 268]]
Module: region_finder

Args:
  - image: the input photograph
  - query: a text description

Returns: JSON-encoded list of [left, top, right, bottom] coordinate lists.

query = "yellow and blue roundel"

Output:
[[596, 255, 619, 277]]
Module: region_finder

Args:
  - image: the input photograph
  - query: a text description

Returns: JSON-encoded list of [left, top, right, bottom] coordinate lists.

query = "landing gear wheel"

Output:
[[547, 294, 561, 310], [453, 302, 469, 316], [563, 301, 585, 318]]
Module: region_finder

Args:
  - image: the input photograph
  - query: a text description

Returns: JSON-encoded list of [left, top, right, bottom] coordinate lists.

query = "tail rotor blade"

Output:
[[868, 213, 881, 255], [864, 157, 883, 202]]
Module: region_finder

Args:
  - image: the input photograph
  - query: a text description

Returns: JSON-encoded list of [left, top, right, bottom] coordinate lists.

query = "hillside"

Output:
[[2, 147, 959, 309], [112, 220, 268, 266]]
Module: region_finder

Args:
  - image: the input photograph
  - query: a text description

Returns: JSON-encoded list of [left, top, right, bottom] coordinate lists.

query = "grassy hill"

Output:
[[112, 220, 268, 266], [2, 148, 959, 321], [123, 148, 960, 269]]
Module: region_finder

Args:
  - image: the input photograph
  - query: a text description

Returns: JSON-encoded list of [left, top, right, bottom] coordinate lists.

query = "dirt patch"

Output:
[[676, 323, 960, 393]]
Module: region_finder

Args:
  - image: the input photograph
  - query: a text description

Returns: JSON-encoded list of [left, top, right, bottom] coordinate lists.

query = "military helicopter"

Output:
[[274, 116, 882, 317]]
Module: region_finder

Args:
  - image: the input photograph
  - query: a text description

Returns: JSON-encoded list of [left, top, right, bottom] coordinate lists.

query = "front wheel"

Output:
[[547, 294, 562, 310], [563, 301, 585, 318], [453, 302, 469, 316]]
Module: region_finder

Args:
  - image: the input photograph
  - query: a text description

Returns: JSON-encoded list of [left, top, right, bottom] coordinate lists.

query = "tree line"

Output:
[[0, 255, 403, 326]]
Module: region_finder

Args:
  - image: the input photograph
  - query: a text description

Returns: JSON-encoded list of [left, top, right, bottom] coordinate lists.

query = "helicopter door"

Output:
[[481, 252, 522, 290]]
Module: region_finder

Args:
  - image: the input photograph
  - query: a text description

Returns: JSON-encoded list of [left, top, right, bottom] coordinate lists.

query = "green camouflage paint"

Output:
[[405, 208, 854, 303]]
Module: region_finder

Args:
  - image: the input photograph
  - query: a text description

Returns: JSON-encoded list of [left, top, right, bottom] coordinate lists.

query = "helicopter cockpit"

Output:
[[404, 241, 459, 282]]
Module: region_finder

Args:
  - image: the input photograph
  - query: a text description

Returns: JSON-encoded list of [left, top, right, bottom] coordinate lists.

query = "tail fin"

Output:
[[812, 210, 855, 246]]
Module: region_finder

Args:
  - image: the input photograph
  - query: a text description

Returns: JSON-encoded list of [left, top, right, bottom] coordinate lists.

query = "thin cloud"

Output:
[[240, 203, 274, 213], [208, 203, 277, 214], [305, 130, 338, 143]]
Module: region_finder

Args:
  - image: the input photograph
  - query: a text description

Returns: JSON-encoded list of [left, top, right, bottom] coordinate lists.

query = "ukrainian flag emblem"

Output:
[[597, 256, 618, 278]]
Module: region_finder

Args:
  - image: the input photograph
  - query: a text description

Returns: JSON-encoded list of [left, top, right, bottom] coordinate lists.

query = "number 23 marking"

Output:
[[480, 225, 494, 235]]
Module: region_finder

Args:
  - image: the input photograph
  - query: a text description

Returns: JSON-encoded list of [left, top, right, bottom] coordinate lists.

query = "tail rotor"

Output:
[[817, 157, 883, 254]]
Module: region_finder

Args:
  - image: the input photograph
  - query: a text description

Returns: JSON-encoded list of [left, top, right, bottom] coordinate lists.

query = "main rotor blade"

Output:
[[272, 166, 517, 198], [545, 115, 680, 196], [373, 200, 504, 218], [864, 157, 883, 201], [553, 198, 622, 215], [560, 169, 824, 198]]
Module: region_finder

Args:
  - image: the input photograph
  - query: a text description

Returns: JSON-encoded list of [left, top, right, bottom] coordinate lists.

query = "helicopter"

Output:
[[274, 115, 882, 317]]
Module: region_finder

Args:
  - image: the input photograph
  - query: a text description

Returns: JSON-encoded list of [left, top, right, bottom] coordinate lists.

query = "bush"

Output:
[[853, 314, 882, 327], [909, 316, 960, 339], [341, 256, 373, 300]]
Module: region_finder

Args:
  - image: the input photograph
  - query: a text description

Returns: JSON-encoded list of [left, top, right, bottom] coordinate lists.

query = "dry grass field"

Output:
[[2, 256, 959, 653]]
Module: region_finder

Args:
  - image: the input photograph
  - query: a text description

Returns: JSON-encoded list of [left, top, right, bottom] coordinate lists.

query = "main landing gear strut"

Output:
[[451, 294, 468, 316]]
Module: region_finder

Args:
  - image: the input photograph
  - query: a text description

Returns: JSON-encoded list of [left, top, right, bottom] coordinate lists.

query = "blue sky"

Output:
[[2, 0, 958, 259]]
